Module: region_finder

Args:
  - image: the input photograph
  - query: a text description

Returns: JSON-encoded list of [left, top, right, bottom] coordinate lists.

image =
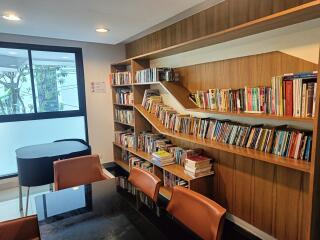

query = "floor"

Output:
[[0, 166, 259, 240]]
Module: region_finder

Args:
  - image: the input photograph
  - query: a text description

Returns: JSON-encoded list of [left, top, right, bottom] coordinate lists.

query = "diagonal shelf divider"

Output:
[[134, 104, 311, 173]]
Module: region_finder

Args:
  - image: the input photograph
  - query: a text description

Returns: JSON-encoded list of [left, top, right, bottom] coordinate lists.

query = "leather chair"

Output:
[[166, 186, 226, 240], [0, 215, 40, 240], [128, 167, 162, 203], [54, 154, 109, 191]]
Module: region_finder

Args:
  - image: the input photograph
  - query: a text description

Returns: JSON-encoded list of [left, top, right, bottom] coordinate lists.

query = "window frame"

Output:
[[0, 42, 87, 124]]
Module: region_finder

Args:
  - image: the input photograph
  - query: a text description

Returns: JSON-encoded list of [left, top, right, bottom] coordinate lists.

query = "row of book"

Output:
[[114, 109, 134, 125], [115, 88, 133, 105], [164, 172, 188, 188], [142, 92, 313, 161], [110, 71, 132, 85], [189, 72, 317, 117], [135, 68, 177, 83], [114, 130, 135, 148], [128, 155, 153, 173]]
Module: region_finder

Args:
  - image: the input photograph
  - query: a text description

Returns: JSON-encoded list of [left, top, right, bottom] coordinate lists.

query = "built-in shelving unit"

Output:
[[109, 4, 320, 238]]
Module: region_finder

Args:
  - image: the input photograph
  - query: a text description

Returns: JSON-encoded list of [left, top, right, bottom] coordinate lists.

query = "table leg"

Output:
[[19, 184, 23, 212], [25, 187, 30, 217]]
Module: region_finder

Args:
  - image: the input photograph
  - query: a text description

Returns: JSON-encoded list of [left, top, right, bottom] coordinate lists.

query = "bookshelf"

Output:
[[110, 46, 320, 239]]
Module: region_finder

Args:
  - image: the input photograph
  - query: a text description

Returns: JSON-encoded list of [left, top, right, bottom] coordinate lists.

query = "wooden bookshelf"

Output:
[[113, 120, 135, 127], [110, 5, 320, 236], [111, 84, 132, 88], [135, 104, 311, 173]]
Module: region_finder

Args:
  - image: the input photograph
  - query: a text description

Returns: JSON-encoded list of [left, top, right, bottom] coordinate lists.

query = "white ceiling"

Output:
[[0, 0, 215, 45]]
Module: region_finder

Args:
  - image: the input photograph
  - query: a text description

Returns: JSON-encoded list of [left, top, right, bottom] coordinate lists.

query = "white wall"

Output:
[[0, 33, 125, 164]]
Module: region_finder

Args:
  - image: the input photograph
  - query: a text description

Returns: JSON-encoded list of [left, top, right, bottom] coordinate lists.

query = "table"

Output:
[[34, 178, 168, 240], [16, 139, 91, 213]]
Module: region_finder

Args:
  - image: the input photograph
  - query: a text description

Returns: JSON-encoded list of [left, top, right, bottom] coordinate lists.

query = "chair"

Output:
[[54, 154, 109, 190], [128, 167, 162, 203], [166, 186, 226, 240], [0, 215, 40, 240]]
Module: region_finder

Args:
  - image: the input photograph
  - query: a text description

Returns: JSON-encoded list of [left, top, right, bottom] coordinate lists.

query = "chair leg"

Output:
[[19, 184, 23, 213], [25, 187, 30, 217]]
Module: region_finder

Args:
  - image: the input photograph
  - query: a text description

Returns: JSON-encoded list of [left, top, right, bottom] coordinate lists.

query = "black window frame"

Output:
[[0, 41, 88, 140]]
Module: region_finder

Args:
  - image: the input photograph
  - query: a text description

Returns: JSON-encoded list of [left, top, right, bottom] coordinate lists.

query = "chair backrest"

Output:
[[54, 154, 108, 190], [166, 186, 226, 240], [128, 167, 162, 202], [0, 215, 40, 240]]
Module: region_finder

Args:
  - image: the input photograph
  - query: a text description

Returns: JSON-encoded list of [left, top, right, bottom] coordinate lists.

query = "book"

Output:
[[152, 150, 173, 160]]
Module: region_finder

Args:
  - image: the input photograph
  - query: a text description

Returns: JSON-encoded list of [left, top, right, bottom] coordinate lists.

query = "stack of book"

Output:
[[114, 108, 134, 125], [115, 88, 133, 105], [151, 150, 175, 167], [184, 155, 213, 178], [129, 155, 153, 172], [110, 71, 132, 85], [114, 130, 135, 148], [189, 71, 317, 117], [164, 172, 188, 188]]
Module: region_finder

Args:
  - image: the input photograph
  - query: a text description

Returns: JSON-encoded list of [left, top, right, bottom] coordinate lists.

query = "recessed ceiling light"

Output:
[[10, 64, 16, 67], [8, 51, 17, 55], [96, 27, 109, 33], [61, 56, 69, 59], [2, 13, 21, 21]]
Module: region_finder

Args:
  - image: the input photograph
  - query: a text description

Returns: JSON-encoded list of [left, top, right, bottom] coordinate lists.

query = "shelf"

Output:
[[114, 159, 130, 172], [113, 142, 200, 181], [111, 59, 132, 66], [114, 120, 135, 127], [111, 84, 133, 87], [159, 186, 172, 200], [133, 82, 161, 86], [187, 108, 315, 123], [123, 1, 320, 60], [134, 104, 311, 173], [114, 103, 134, 107]]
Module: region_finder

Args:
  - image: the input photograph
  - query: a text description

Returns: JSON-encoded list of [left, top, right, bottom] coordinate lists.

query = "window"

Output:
[[0, 48, 34, 115], [0, 42, 86, 122], [32, 51, 80, 112], [0, 42, 87, 178]]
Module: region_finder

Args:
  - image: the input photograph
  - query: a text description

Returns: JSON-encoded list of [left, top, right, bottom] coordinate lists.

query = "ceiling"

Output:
[[0, 0, 214, 45]]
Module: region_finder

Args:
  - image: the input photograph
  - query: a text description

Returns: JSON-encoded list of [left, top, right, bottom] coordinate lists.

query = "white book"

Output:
[[312, 83, 317, 117]]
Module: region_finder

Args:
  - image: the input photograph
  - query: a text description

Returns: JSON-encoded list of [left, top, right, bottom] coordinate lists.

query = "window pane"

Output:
[[0, 48, 34, 115], [31, 51, 80, 112]]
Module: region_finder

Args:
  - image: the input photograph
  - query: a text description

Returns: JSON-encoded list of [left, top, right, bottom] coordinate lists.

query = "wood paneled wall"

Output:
[[167, 52, 317, 240], [175, 51, 317, 92], [125, 0, 314, 58]]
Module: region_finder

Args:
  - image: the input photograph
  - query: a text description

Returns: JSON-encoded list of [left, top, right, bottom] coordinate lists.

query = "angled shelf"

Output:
[[134, 104, 311, 173], [113, 120, 135, 127], [187, 108, 315, 123], [114, 159, 130, 172], [113, 103, 134, 107]]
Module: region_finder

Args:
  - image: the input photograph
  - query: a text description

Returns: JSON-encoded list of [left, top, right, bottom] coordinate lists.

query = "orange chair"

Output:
[[166, 186, 226, 240], [128, 167, 162, 203], [54, 155, 109, 191], [0, 215, 40, 240]]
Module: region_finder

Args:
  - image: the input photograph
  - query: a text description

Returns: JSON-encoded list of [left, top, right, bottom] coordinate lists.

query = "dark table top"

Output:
[[16, 141, 89, 159], [34, 178, 168, 240]]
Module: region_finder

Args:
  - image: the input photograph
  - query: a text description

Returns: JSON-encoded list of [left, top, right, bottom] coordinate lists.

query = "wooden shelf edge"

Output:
[[159, 186, 172, 200], [114, 120, 135, 127], [134, 104, 311, 173], [114, 159, 129, 172], [122, 1, 320, 60], [114, 103, 134, 107], [111, 84, 133, 87], [186, 108, 315, 123]]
